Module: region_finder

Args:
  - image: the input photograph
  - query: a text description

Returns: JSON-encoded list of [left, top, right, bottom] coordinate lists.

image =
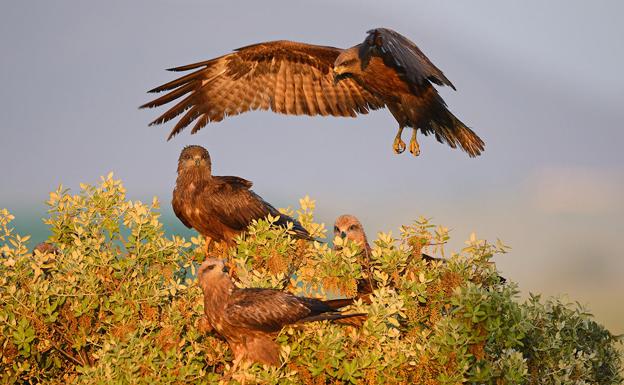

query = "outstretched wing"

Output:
[[226, 289, 312, 332], [141, 40, 383, 139], [207, 176, 311, 240], [361, 28, 456, 91]]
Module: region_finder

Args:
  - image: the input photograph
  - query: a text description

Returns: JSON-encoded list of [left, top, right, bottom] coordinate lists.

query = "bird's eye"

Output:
[[334, 226, 339, 233], [206, 264, 215, 271], [349, 225, 357, 231]]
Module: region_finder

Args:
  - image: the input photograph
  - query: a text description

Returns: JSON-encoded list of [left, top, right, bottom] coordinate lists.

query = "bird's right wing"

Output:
[[361, 28, 456, 90], [206, 176, 312, 239], [226, 288, 311, 332], [141, 40, 384, 139]]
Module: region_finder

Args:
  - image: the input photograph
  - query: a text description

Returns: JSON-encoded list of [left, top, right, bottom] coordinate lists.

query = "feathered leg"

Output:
[[204, 236, 212, 256], [409, 128, 421, 156], [393, 126, 406, 154]]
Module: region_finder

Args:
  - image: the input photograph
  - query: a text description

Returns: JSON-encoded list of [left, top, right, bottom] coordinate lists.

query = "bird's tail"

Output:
[[411, 87, 485, 157], [333, 313, 368, 327], [291, 224, 316, 242], [301, 312, 368, 327], [324, 298, 356, 310]]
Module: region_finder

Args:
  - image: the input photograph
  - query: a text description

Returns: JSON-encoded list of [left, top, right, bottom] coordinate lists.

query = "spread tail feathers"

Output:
[[413, 89, 485, 157]]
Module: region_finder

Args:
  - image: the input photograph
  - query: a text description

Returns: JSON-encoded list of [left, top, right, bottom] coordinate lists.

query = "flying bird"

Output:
[[173, 145, 312, 253], [199, 258, 365, 366], [142, 28, 484, 157]]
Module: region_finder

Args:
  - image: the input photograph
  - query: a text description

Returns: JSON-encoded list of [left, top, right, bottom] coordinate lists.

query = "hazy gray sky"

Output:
[[1, 1, 623, 331]]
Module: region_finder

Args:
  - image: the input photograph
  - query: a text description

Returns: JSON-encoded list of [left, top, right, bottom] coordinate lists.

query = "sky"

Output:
[[1, 1, 623, 332]]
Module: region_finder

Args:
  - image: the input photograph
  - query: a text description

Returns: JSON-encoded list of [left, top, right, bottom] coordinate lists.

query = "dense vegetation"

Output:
[[1, 174, 621, 384]]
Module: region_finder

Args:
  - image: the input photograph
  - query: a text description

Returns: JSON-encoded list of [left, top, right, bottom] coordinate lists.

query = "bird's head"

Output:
[[198, 258, 230, 292], [333, 214, 368, 248], [333, 47, 361, 83], [178, 145, 211, 174]]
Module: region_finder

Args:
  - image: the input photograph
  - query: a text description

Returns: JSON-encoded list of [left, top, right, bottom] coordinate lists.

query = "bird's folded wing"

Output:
[[205, 177, 282, 232], [361, 28, 456, 90], [226, 289, 310, 332], [141, 40, 384, 139], [208, 176, 308, 237]]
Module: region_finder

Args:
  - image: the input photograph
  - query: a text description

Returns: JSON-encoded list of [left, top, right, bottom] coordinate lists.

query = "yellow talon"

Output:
[[393, 126, 406, 154], [409, 128, 420, 156]]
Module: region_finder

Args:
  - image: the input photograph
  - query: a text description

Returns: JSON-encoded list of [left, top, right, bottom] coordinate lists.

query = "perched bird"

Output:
[[334, 214, 506, 289], [333, 215, 375, 297], [142, 28, 484, 157], [198, 258, 365, 366], [172, 145, 312, 253], [32, 242, 60, 255], [333, 214, 451, 298], [334, 215, 372, 255]]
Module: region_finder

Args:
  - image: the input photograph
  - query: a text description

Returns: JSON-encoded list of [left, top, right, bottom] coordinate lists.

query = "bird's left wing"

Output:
[[141, 40, 384, 140], [207, 176, 311, 239], [361, 28, 456, 90], [226, 289, 311, 332]]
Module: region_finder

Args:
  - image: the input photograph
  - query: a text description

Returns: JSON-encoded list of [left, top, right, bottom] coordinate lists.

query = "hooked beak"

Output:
[[333, 67, 342, 85], [223, 265, 229, 273], [340, 231, 347, 239], [333, 66, 348, 84]]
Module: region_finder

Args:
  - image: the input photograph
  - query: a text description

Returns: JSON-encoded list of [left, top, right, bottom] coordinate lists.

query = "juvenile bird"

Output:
[[333, 215, 375, 298], [333, 214, 453, 298]]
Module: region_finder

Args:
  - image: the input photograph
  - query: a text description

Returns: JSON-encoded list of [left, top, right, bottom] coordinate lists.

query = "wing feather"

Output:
[[204, 176, 311, 239], [142, 40, 383, 139], [226, 289, 310, 332], [362, 28, 456, 90]]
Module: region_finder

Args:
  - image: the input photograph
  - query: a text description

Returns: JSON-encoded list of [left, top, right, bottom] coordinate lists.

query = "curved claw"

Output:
[[409, 129, 421, 156], [409, 140, 420, 156], [393, 137, 406, 154]]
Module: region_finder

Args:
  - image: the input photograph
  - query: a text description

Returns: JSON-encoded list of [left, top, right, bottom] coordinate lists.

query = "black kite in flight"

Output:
[[198, 258, 365, 366], [173, 145, 312, 253], [142, 28, 484, 157]]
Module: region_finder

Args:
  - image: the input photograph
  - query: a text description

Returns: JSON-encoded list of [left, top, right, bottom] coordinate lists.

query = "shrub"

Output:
[[0, 174, 621, 384]]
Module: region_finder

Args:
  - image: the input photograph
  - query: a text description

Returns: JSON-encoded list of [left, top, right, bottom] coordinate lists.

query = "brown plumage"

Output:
[[172, 145, 312, 252], [333, 214, 452, 299], [333, 215, 375, 297], [199, 258, 365, 366], [334, 214, 506, 291], [142, 28, 484, 157], [32, 242, 60, 255]]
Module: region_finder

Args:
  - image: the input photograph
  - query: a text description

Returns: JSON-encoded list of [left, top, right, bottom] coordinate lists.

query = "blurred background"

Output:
[[1, 1, 622, 333]]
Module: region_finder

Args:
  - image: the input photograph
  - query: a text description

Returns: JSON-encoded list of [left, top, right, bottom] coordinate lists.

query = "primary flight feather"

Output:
[[142, 28, 484, 157]]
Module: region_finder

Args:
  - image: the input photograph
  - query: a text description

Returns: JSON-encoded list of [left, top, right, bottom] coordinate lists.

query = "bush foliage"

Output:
[[0, 174, 621, 384]]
